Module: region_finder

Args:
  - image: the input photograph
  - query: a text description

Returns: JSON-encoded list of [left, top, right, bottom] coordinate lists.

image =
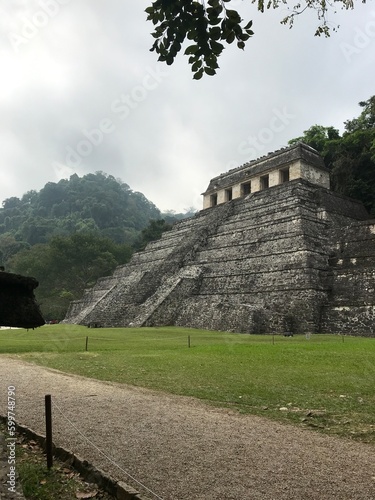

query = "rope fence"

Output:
[[47, 395, 165, 500], [0, 331, 350, 354]]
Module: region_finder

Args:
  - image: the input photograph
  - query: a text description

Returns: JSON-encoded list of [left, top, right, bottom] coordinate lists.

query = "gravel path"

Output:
[[0, 356, 374, 500]]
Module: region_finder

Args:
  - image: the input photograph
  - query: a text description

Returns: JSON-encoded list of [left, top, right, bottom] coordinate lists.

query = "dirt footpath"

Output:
[[0, 356, 374, 500]]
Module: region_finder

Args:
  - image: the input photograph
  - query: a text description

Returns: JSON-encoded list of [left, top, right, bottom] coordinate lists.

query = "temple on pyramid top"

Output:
[[64, 140, 375, 336], [202, 142, 330, 209]]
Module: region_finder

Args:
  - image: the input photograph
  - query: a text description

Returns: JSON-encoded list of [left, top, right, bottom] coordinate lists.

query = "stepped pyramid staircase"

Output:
[[64, 179, 373, 335]]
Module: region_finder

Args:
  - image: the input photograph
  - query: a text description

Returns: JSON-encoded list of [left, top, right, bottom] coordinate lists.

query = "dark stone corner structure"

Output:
[[64, 143, 375, 336], [0, 272, 45, 329]]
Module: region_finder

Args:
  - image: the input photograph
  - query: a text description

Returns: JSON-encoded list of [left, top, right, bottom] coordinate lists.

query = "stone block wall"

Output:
[[321, 221, 375, 335], [64, 178, 374, 335]]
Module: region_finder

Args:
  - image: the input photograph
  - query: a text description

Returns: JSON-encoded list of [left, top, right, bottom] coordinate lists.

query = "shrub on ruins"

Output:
[[134, 219, 173, 251], [289, 96, 375, 215]]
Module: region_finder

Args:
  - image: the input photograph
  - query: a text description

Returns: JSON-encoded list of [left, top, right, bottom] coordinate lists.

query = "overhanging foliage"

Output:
[[146, 0, 361, 77]]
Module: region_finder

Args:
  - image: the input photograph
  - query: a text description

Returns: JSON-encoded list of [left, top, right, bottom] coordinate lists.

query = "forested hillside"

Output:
[[0, 171, 161, 250], [0, 172, 192, 321]]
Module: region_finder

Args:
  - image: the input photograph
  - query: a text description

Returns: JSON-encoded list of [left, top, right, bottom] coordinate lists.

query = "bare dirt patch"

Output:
[[0, 356, 374, 500]]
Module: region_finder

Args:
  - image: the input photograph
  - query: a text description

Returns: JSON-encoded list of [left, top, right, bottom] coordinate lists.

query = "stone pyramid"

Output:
[[63, 144, 375, 335]]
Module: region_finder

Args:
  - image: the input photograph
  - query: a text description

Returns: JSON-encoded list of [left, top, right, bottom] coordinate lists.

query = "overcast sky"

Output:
[[0, 0, 374, 212]]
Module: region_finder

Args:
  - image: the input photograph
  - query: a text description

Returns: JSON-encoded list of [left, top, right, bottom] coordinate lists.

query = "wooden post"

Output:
[[85, 336, 89, 351], [188, 335, 191, 348], [45, 395, 53, 469]]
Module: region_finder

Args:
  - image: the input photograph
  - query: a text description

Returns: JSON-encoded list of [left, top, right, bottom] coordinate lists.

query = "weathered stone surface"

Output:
[[202, 142, 330, 208], [63, 146, 375, 336]]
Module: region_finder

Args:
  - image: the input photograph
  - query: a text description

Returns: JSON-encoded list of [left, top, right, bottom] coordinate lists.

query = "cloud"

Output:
[[0, 0, 374, 212]]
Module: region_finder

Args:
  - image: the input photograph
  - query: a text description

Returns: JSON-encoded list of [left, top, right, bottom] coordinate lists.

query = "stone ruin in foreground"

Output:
[[63, 143, 375, 335]]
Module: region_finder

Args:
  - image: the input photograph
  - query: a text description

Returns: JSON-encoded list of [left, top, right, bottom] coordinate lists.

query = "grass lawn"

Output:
[[0, 325, 374, 444]]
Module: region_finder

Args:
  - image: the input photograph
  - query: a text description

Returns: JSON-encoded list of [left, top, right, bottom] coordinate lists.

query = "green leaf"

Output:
[[226, 31, 235, 44], [209, 27, 222, 40], [184, 44, 198, 55], [208, 17, 222, 26], [192, 59, 202, 72], [193, 68, 204, 80], [213, 5, 223, 15], [187, 29, 197, 40], [204, 67, 217, 76], [210, 40, 224, 55], [227, 9, 241, 21]]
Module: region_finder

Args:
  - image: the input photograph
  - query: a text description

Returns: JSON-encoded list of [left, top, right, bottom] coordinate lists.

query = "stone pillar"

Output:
[[252, 177, 261, 193], [217, 190, 226, 205], [269, 171, 279, 187], [232, 183, 241, 200]]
